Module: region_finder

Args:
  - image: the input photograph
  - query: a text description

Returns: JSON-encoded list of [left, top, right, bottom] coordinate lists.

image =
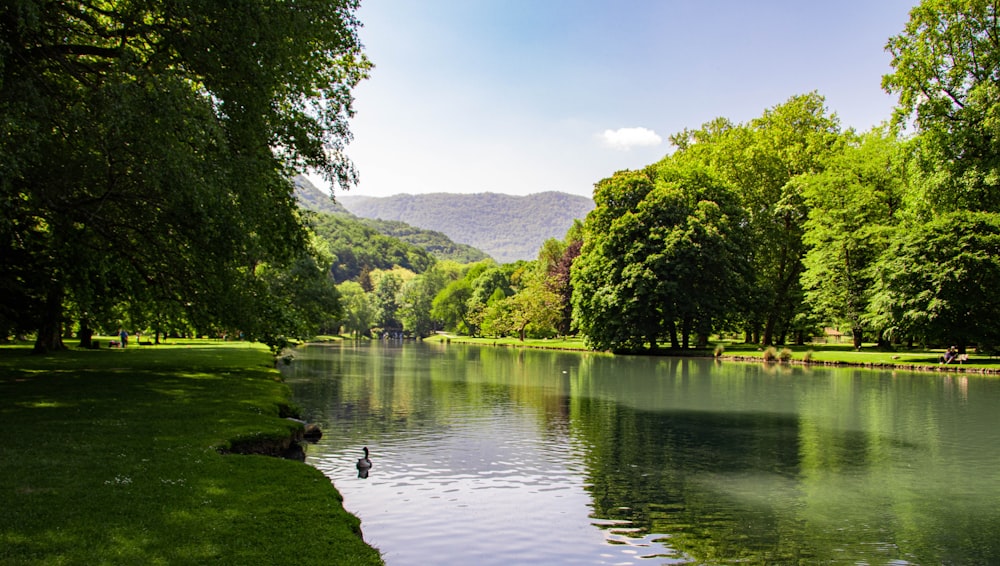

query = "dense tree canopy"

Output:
[[309, 212, 435, 282], [572, 159, 750, 352], [566, 1, 1000, 353], [0, 0, 369, 350], [868, 212, 1000, 351], [799, 130, 911, 347], [884, 0, 1000, 212]]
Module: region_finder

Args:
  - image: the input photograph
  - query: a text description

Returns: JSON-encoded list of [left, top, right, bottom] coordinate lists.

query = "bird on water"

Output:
[[356, 446, 372, 478]]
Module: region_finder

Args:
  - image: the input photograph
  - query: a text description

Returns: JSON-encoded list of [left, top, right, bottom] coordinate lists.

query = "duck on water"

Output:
[[356, 446, 372, 478]]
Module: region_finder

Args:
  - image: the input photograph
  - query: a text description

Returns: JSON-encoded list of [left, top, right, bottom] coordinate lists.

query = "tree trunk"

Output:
[[696, 332, 709, 349], [877, 330, 890, 349], [33, 287, 67, 353], [78, 317, 94, 349], [852, 327, 863, 349], [762, 316, 776, 346], [667, 319, 680, 350]]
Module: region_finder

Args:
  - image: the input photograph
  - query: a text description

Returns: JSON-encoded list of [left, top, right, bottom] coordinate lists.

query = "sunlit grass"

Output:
[[0, 339, 382, 565], [426, 333, 590, 350]]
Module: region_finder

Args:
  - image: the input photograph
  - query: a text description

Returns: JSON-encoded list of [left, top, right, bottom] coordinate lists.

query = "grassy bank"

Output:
[[425, 334, 590, 351], [0, 340, 382, 565], [427, 334, 1000, 372]]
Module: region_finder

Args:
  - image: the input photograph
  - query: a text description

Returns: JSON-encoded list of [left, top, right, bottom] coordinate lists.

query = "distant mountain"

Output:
[[293, 176, 489, 265], [338, 192, 595, 263], [293, 175, 352, 215]]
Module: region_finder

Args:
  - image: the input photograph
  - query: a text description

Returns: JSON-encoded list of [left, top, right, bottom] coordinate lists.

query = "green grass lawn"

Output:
[[425, 334, 590, 351], [0, 339, 382, 565]]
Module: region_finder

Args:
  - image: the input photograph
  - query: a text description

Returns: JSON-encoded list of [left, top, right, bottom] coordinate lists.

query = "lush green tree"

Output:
[[883, 0, 1000, 212], [337, 281, 373, 338], [432, 278, 474, 333], [371, 271, 404, 333], [572, 169, 659, 351], [0, 1, 369, 351], [465, 265, 514, 335], [399, 264, 455, 338], [429, 260, 493, 334], [495, 267, 562, 341], [800, 130, 911, 348], [867, 212, 1000, 351], [253, 244, 342, 351], [676, 93, 841, 345], [573, 160, 750, 352]]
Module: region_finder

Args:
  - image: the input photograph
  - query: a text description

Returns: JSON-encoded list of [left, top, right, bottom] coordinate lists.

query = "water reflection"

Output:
[[284, 342, 1000, 565]]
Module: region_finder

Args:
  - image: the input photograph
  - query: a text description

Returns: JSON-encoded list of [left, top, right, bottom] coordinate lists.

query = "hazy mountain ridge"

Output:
[[292, 176, 352, 215], [338, 192, 595, 263], [293, 176, 489, 265]]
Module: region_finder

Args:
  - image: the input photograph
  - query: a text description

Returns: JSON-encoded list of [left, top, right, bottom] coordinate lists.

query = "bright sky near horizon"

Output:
[[318, 0, 919, 199]]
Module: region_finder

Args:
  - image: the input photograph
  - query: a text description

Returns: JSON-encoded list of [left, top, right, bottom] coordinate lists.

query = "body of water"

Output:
[[283, 342, 1000, 565]]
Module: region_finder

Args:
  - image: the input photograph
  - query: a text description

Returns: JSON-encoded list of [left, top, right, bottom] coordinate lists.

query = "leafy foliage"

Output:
[[884, 0, 1000, 212], [572, 160, 750, 352], [0, 0, 369, 350], [309, 212, 435, 282], [868, 212, 1000, 349], [800, 130, 910, 346]]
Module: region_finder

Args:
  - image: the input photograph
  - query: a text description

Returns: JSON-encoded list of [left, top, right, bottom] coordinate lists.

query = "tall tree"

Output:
[[680, 93, 841, 344], [883, 0, 1000, 212], [399, 264, 453, 338], [0, 1, 370, 350], [337, 281, 373, 338], [800, 130, 910, 348], [371, 271, 404, 333], [572, 168, 660, 352]]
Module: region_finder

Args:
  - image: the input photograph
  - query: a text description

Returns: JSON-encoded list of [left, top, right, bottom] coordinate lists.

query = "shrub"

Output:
[[762, 347, 778, 362], [779, 348, 793, 362], [714, 344, 725, 357], [803, 350, 813, 363]]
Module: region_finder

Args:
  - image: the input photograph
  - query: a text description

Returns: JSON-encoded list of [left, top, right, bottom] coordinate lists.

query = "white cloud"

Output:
[[601, 127, 663, 150]]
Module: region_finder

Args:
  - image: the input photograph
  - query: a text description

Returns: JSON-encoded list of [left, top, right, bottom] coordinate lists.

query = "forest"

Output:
[[3, 1, 998, 356]]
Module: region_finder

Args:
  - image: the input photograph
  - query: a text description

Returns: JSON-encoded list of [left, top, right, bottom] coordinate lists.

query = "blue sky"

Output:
[[321, 0, 918, 198]]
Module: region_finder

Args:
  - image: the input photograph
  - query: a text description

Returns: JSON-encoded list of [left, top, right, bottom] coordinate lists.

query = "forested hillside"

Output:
[[293, 175, 351, 215], [338, 192, 595, 263], [309, 212, 435, 282], [295, 176, 489, 264]]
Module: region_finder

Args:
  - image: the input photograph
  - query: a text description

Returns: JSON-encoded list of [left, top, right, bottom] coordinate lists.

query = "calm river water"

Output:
[[283, 341, 1000, 565]]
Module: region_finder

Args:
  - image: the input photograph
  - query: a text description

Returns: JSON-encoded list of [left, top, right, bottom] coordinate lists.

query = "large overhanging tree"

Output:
[[0, 1, 370, 351]]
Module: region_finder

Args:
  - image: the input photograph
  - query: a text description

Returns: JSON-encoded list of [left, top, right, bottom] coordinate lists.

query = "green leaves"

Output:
[[868, 212, 1000, 348], [884, 0, 1000, 211], [0, 0, 369, 347]]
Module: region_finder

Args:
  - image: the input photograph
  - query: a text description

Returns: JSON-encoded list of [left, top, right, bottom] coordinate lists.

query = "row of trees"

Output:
[[1, 1, 369, 351], [6, 0, 996, 356], [572, 0, 1000, 353], [323, 0, 1000, 355], [332, 221, 582, 341]]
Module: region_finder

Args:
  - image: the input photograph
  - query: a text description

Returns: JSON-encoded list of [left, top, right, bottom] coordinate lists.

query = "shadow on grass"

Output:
[[0, 342, 381, 565]]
